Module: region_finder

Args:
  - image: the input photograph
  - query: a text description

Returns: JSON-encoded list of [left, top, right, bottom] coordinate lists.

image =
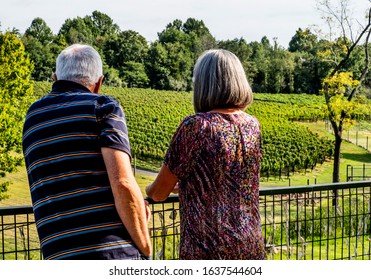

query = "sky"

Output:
[[0, 0, 370, 48]]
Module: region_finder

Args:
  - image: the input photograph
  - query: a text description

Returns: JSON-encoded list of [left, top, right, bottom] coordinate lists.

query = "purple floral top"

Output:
[[164, 112, 266, 260]]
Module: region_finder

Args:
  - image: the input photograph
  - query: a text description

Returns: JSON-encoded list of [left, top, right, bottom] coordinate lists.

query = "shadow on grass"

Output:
[[341, 152, 371, 163]]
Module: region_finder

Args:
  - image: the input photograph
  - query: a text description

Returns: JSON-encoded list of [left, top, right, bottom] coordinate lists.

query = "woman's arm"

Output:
[[147, 115, 202, 201], [146, 164, 178, 201]]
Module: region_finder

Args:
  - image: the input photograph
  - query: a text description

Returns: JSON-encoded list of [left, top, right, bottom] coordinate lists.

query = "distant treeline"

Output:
[[6, 11, 371, 95]]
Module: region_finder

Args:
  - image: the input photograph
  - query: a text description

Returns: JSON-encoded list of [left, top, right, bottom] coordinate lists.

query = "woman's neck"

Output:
[[208, 108, 243, 114]]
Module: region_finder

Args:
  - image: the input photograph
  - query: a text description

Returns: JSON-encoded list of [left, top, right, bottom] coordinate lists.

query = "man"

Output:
[[22, 44, 151, 260]]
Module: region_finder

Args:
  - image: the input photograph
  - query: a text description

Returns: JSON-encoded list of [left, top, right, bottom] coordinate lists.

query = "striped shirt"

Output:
[[22, 80, 141, 259]]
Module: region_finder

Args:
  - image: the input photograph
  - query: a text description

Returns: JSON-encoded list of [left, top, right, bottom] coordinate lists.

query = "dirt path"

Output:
[[133, 167, 158, 177]]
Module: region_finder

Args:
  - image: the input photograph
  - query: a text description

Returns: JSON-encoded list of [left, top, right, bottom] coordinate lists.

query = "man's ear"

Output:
[[53, 73, 57, 81], [92, 75, 104, 93]]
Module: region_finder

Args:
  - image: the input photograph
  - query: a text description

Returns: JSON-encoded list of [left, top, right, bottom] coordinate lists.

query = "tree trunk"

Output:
[[332, 133, 342, 183], [330, 120, 343, 207]]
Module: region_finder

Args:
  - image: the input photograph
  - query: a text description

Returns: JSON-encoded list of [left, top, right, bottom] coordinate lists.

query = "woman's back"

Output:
[[164, 111, 265, 259]]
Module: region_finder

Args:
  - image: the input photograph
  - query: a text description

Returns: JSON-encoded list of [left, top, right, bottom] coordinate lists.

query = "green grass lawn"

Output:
[[260, 121, 371, 188], [327, 120, 371, 152]]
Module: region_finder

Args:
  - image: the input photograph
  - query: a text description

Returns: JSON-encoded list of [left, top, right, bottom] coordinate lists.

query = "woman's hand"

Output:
[[172, 183, 179, 194], [144, 200, 151, 222]]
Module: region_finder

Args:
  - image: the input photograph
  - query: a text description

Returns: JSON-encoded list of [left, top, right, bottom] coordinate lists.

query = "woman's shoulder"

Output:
[[176, 114, 212, 134], [182, 113, 209, 124], [242, 112, 260, 124]]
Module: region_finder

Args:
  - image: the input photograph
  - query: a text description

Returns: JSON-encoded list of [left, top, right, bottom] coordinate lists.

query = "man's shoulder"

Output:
[[96, 94, 120, 105]]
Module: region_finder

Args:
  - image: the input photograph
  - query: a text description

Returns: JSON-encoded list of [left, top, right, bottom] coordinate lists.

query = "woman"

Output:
[[146, 49, 265, 260]]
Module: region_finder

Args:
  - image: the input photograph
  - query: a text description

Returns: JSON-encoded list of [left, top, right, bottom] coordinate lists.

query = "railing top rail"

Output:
[[260, 180, 371, 195], [145, 195, 179, 205], [1, 181, 370, 215], [0, 205, 33, 216]]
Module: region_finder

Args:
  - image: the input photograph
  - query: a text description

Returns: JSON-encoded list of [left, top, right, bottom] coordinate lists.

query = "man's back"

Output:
[[22, 80, 140, 259]]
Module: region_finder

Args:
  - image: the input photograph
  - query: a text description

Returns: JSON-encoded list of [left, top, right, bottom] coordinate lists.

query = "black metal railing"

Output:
[[1, 181, 370, 260], [347, 164, 371, 181], [260, 181, 371, 260], [0, 206, 42, 260]]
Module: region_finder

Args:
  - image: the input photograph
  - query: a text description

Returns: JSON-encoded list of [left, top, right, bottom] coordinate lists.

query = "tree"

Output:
[[59, 11, 120, 48], [163, 41, 193, 91], [288, 28, 324, 93], [145, 42, 171, 90], [316, 0, 371, 183], [103, 66, 124, 88], [182, 18, 216, 61], [87, 11, 121, 49], [146, 40, 193, 91], [104, 30, 149, 87], [89, 10, 120, 38], [121, 61, 149, 88], [217, 38, 256, 82], [267, 39, 296, 93], [58, 17, 95, 45], [249, 37, 296, 93], [158, 19, 184, 43], [22, 36, 53, 81], [248, 37, 272, 92], [153, 18, 216, 91], [22, 18, 64, 81], [104, 30, 148, 67], [24, 17, 54, 45], [0, 32, 34, 201], [289, 28, 318, 53]]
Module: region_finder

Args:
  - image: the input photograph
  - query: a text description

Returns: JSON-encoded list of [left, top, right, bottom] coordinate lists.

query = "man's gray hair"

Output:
[[56, 44, 103, 86], [193, 49, 253, 113]]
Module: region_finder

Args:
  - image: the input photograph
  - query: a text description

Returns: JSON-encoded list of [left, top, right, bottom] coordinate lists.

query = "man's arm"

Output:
[[101, 147, 152, 257]]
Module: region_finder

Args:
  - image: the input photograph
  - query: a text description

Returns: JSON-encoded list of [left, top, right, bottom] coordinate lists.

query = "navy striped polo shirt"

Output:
[[22, 80, 141, 259]]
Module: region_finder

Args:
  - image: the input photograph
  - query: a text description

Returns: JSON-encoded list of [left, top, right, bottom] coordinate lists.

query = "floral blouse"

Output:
[[164, 111, 266, 260]]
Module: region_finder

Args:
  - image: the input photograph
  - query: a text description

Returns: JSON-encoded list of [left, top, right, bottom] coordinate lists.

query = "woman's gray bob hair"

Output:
[[192, 49, 253, 113]]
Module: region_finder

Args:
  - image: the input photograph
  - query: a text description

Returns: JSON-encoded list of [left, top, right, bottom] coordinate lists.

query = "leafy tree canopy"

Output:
[[0, 32, 34, 201], [24, 17, 54, 44]]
